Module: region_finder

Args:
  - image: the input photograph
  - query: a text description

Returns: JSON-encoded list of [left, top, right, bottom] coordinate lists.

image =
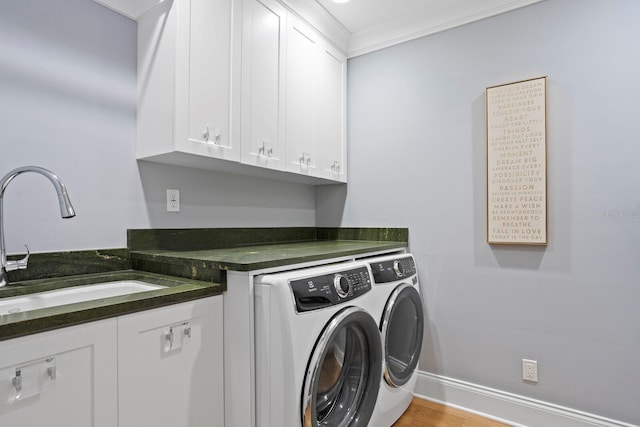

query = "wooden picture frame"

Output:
[[486, 77, 547, 245]]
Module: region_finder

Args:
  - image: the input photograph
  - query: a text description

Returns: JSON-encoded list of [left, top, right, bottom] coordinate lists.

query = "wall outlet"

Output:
[[522, 359, 538, 383], [166, 189, 180, 212]]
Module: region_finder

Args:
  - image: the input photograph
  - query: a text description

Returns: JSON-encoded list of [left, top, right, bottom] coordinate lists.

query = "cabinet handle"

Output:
[[300, 153, 311, 166], [331, 161, 341, 173], [163, 322, 192, 353], [12, 370, 22, 395], [258, 141, 273, 158], [47, 365, 56, 381], [203, 127, 221, 145], [10, 357, 57, 403], [164, 330, 174, 352]]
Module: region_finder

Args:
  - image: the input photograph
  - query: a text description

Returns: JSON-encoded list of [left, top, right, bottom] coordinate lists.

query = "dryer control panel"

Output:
[[290, 267, 372, 313], [370, 256, 416, 283]]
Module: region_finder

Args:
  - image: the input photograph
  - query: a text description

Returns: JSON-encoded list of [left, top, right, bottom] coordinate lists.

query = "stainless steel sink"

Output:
[[0, 281, 166, 315]]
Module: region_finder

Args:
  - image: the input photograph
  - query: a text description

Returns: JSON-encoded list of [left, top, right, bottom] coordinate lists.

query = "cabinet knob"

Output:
[[331, 161, 341, 173], [333, 274, 350, 298], [393, 260, 404, 278]]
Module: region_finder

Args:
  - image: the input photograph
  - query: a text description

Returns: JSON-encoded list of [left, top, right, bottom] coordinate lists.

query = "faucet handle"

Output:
[[5, 245, 30, 272]]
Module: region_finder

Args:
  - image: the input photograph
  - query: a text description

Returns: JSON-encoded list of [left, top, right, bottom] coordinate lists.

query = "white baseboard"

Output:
[[414, 371, 638, 427]]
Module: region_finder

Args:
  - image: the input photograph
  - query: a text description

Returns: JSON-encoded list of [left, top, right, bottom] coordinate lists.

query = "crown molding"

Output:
[[347, 0, 546, 58], [93, 0, 167, 20], [279, 0, 351, 52]]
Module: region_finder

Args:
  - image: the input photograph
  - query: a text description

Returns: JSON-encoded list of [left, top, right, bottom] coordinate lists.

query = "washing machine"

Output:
[[367, 253, 424, 427], [254, 261, 384, 427]]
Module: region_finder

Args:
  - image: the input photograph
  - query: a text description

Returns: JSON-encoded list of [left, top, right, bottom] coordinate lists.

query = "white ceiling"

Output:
[[314, 0, 546, 57], [93, 0, 546, 57]]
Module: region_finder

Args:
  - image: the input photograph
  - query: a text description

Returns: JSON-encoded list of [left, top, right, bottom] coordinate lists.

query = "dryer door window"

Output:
[[302, 307, 382, 427], [381, 284, 424, 387]]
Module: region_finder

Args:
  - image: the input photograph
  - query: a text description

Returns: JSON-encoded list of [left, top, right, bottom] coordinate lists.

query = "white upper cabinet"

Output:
[[181, 0, 236, 158], [286, 16, 347, 182], [316, 41, 347, 181], [286, 16, 318, 177], [240, 0, 287, 171], [135, 0, 346, 184], [137, 0, 241, 164]]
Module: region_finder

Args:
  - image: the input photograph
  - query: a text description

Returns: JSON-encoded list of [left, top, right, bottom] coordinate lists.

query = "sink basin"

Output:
[[0, 281, 166, 315]]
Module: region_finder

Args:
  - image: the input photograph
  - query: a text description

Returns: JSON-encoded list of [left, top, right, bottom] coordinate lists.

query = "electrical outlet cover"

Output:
[[522, 359, 538, 382], [166, 189, 180, 212]]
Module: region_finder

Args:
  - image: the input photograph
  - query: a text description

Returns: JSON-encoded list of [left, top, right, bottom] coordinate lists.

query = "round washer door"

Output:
[[381, 284, 424, 387], [302, 307, 383, 427]]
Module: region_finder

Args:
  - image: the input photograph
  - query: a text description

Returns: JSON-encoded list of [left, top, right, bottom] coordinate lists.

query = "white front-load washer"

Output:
[[255, 261, 384, 427], [366, 254, 424, 427]]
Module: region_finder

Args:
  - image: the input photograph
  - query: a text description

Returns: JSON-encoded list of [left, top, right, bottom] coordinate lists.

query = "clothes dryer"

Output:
[[255, 261, 384, 427], [366, 254, 424, 427]]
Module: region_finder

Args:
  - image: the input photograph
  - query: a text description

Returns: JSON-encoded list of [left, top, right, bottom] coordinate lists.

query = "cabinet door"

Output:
[[285, 16, 347, 182], [118, 296, 224, 427], [316, 41, 347, 182], [174, 0, 240, 161], [285, 16, 318, 176], [0, 319, 118, 427], [241, 0, 287, 171]]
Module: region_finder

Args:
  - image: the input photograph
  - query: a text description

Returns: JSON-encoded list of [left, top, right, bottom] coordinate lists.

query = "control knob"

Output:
[[393, 260, 404, 278], [333, 274, 350, 298]]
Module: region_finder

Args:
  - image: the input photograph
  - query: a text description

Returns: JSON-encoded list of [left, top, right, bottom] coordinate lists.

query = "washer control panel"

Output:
[[370, 256, 416, 283], [290, 267, 371, 313]]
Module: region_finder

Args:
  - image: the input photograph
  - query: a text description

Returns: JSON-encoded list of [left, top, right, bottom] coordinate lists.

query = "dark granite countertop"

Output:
[[0, 227, 408, 342], [131, 240, 407, 275], [0, 270, 224, 341]]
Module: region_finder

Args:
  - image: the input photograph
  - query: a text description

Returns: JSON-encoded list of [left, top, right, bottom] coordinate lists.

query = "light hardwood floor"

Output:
[[392, 398, 511, 427]]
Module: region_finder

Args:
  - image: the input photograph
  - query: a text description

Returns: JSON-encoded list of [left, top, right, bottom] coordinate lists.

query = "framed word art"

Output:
[[486, 76, 547, 245]]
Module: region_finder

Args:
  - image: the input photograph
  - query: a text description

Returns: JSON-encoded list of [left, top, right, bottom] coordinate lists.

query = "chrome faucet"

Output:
[[0, 166, 76, 287]]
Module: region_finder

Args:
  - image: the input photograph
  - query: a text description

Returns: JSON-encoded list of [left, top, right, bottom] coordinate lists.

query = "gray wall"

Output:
[[0, 0, 315, 254], [2, 0, 638, 423], [317, 0, 640, 423]]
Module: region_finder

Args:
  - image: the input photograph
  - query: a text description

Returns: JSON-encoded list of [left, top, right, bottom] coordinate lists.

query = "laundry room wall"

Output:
[[0, 0, 315, 254], [316, 0, 640, 424]]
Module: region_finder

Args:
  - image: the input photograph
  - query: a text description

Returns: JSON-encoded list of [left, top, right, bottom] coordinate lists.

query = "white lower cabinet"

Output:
[[0, 296, 223, 427], [0, 319, 118, 427], [118, 296, 224, 427]]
